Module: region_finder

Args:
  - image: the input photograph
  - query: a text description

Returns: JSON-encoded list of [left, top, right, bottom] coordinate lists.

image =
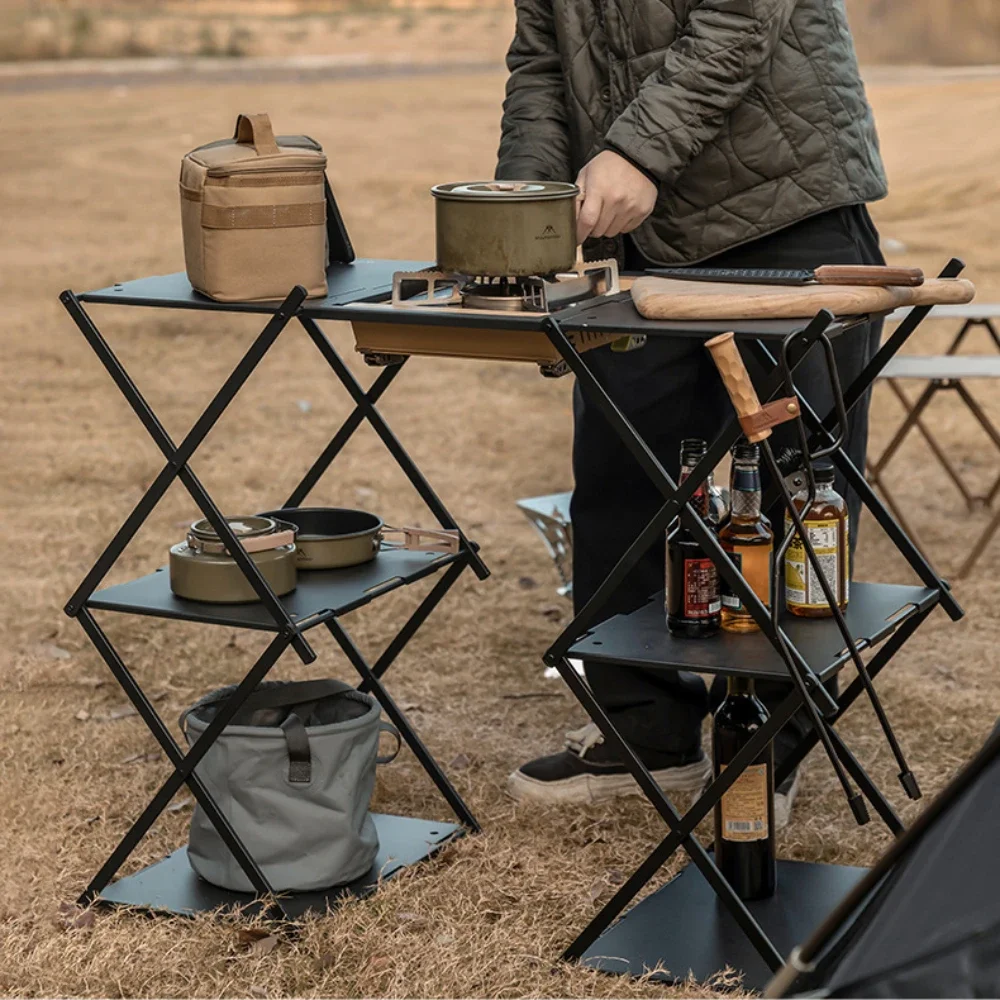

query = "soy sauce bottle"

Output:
[[666, 439, 721, 637], [713, 676, 776, 900]]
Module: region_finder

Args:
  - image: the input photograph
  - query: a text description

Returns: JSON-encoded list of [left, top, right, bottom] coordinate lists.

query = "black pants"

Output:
[[572, 205, 885, 763]]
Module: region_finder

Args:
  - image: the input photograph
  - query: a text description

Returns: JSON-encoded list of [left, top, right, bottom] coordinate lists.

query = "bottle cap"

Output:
[[732, 442, 759, 463], [814, 462, 836, 484], [680, 438, 707, 465]]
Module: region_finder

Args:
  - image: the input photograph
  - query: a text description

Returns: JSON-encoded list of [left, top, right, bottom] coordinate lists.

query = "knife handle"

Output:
[[705, 332, 769, 443], [813, 264, 924, 287]]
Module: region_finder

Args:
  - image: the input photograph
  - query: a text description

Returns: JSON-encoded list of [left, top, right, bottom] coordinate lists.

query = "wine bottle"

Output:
[[713, 676, 776, 900], [666, 439, 721, 637]]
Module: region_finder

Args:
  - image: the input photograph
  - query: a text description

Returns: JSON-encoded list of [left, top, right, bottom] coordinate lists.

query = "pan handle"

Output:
[[381, 524, 461, 554]]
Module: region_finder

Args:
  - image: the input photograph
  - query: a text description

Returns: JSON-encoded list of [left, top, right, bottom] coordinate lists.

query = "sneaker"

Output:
[[774, 768, 801, 831], [507, 721, 712, 805]]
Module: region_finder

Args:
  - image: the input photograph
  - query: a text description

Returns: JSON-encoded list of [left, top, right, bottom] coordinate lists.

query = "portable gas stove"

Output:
[[347, 258, 643, 377]]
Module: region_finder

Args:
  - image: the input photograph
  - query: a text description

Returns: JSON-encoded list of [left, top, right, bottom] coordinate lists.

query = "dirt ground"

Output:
[[2, 61, 1000, 998]]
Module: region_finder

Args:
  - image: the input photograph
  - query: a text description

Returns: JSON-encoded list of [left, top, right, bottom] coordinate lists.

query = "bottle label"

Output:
[[683, 558, 721, 618], [784, 515, 849, 609], [721, 548, 773, 611], [719, 763, 769, 842]]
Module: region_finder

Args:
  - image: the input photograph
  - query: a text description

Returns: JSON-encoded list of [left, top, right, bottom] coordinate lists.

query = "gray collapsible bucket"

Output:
[[181, 679, 399, 893]]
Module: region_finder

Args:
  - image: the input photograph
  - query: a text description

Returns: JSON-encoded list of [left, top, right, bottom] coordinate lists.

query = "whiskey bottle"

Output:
[[785, 462, 849, 618], [720, 443, 773, 633], [666, 440, 721, 637], [713, 676, 776, 900]]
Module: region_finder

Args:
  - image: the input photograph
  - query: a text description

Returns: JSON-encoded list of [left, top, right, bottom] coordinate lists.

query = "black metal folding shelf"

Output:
[[60, 259, 490, 922], [88, 549, 468, 631], [568, 582, 937, 681], [100, 815, 462, 920], [527, 259, 969, 990]]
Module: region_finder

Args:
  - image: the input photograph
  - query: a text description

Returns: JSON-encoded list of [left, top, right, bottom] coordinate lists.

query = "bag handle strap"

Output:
[[233, 113, 279, 156], [376, 721, 401, 765], [282, 709, 313, 784]]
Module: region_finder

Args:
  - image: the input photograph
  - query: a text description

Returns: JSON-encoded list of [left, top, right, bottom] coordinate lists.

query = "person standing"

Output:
[[497, 0, 887, 824]]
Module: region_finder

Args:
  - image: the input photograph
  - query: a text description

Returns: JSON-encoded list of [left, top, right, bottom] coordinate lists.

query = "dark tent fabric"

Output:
[[789, 724, 1000, 998]]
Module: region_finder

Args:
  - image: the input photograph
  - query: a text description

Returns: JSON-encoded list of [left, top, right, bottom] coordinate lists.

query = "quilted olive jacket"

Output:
[[496, 0, 888, 265]]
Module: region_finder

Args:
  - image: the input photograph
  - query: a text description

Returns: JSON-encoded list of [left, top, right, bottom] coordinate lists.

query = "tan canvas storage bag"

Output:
[[180, 113, 328, 302]]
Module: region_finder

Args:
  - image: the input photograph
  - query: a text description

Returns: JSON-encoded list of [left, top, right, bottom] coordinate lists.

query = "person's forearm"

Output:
[[605, 0, 797, 184]]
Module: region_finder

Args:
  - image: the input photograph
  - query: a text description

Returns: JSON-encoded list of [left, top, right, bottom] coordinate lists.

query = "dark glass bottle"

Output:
[[666, 440, 721, 637], [720, 443, 774, 633], [713, 676, 776, 900]]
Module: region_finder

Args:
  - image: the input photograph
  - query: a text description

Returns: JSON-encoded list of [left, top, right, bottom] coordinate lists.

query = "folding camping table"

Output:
[[59, 256, 966, 982], [59, 258, 489, 920], [521, 258, 968, 991], [869, 303, 1000, 577]]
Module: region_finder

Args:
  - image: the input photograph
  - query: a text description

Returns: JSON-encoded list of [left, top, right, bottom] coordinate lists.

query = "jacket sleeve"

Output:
[[605, 0, 797, 184], [496, 0, 573, 182]]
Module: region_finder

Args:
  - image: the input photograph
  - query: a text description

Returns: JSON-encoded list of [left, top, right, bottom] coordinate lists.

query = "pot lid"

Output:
[[431, 180, 579, 202], [188, 515, 280, 542]]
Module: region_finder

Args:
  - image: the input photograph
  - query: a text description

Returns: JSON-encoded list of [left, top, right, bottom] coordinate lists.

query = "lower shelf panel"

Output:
[[580, 858, 867, 992], [97, 813, 462, 919]]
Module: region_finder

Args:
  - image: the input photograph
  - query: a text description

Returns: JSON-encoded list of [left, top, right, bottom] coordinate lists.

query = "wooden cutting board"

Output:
[[631, 276, 976, 321]]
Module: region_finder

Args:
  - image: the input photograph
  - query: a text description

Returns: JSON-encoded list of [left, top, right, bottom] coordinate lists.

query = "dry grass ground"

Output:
[[2, 60, 1000, 998]]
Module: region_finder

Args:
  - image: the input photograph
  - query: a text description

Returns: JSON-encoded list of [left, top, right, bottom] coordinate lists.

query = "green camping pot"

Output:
[[431, 181, 579, 277], [258, 508, 383, 571], [169, 515, 297, 604]]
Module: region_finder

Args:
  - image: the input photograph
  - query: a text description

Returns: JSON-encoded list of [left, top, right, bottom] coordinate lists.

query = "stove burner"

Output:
[[390, 259, 620, 313], [461, 278, 527, 312]]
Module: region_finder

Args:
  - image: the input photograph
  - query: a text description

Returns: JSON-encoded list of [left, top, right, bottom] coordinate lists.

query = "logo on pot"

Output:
[[536, 225, 561, 241]]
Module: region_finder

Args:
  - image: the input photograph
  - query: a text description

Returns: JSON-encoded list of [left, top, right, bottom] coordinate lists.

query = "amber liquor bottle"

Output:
[[785, 462, 849, 618], [666, 440, 721, 637], [713, 676, 776, 900], [720, 443, 774, 633]]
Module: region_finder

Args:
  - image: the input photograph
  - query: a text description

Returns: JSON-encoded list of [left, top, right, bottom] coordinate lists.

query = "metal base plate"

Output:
[[97, 814, 462, 919], [580, 859, 867, 991]]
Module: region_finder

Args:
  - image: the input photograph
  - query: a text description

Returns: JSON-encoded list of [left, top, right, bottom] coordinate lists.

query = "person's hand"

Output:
[[575, 150, 658, 244]]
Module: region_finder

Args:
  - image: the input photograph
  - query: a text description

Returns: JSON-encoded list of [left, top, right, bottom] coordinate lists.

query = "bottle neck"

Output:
[[730, 461, 762, 522], [679, 463, 709, 518], [726, 675, 756, 697]]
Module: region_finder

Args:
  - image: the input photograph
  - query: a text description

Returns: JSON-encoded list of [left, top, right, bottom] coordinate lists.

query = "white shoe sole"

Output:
[[507, 755, 713, 805]]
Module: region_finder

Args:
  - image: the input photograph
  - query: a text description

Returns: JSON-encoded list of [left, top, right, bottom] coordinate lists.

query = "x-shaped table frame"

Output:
[[535, 259, 966, 973], [60, 284, 488, 919]]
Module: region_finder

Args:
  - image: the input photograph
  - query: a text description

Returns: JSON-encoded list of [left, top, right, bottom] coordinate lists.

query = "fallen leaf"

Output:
[[607, 869, 626, 886], [166, 797, 192, 814], [237, 927, 272, 946], [38, 643, 71, 661], [74, 709, 90, 722], [517, 576, 538, 590], [587, 878, 612, 904], [540, 605, 564, 622], [448, 752, 471, 770], [79, 677, 107, 689], [398, 701, 424, 713], [56, 902, 96, 931], [249, 987, 269, 999], [250, 935, 279, 958], [120, 751, 162, 765]]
